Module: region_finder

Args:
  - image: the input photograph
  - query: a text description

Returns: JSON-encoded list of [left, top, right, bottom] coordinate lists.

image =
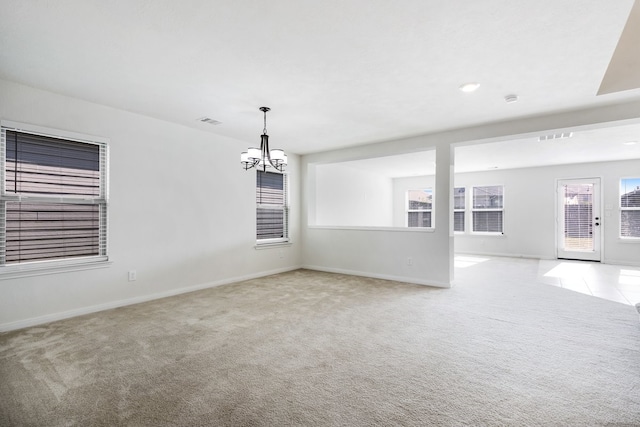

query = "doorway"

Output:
[[557, 178, 601, 261]]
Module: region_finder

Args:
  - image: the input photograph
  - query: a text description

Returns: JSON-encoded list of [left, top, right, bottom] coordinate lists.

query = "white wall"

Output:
[[303, 142, 453, 288], [392, 175, 436, 227], [454, 159, 640, 265], [302, 101, 640, 289], [314, 163, 393, 227], [0, 79, 302, 331]]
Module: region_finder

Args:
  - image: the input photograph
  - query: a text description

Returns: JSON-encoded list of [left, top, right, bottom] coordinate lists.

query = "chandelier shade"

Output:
[[241, 107, 287, 172]]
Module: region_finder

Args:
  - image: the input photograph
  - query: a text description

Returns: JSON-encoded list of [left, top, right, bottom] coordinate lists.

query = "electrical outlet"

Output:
[[407, 257, 413, 266], [128, 270, 137, 282]]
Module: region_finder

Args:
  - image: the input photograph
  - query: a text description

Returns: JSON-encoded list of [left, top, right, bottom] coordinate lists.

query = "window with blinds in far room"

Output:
[[454, 187, 465, 232], [472, 185, 503, 233], [621, 178, 640, 238], [1, 124, 108, 266], [407, 188, 433, 228], [256, 170, 289, 243]]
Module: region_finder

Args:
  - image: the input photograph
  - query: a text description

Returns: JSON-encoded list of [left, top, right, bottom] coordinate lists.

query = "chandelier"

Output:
[[241, 107, 287, 172]]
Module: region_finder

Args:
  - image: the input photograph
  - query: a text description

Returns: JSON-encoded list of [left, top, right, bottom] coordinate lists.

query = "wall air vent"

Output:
[[538, 132, 573, 142], [198, 117, 222, 125]]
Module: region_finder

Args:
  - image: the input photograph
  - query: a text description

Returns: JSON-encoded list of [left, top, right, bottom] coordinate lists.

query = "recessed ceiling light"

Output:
[[459, 82, 480, 93], [623, 141, 637, 145], [504, 94, 519, 103]]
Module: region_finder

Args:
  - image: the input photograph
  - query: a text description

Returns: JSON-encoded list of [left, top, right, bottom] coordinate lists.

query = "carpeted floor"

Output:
[[1, 266, 639, 426]]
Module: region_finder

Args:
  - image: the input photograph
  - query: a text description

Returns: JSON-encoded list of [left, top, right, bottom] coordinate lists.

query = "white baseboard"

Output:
[[454, 251, 554, 260], [302, 265, 451, 288], [456, 251, 640, 267], [0, 266, 301, 333], [603, 258, 640, 267]]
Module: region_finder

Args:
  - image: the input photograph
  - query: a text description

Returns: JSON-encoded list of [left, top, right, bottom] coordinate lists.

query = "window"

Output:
[[256, 170, 289, 243], [407, 189, 433, 228], [472, 185, 503, 233], [621, 178, 640, 238], [1, 122, 108, 267], [454, 187, 465, 232]]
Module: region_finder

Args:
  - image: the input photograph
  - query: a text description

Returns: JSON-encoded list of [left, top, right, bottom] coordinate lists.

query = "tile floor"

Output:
[[454, 255, 640, 306]]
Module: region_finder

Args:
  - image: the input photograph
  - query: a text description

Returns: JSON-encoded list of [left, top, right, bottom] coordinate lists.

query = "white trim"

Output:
[[0, 120, 109, 145], [308, 225, 435, 233], [454, 250, 554, 260], [618, 237, 640, 243], [464, 232, 506, 237], [0, 257, 110, 280], [254, 241, 292, 250], [302, 264, 451, 288], [0, 265, 301, 332], [602, 258, 640, 267]]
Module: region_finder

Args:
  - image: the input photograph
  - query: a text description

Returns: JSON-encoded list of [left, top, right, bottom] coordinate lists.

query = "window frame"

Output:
[[256, 170, 289, 246], [471, 184, 504, 235], [406, 188, 434, 228], [620, 177, 640, 240], [0, 120, 109, 276]]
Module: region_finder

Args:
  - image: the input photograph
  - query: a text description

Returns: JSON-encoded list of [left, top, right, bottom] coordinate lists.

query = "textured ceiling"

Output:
[[0, 0, 639, 158]]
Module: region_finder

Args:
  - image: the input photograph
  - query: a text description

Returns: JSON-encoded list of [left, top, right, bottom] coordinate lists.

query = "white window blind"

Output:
[[472, 185, 503, 233], [1, 125, 108, 265], [621, 178, 640, 238], [454, 187, 465, 232], [256, 170, 289, 242], [407, 189, 432, 228], [562, 183, 593, 250]]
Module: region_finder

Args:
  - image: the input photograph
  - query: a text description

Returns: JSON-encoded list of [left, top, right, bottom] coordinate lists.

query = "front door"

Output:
[[557, 178, 601, 261]]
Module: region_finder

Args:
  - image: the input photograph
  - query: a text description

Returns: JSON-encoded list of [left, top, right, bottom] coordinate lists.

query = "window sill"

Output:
[[254, 240, 292, 250], [618, 237, 640, 243], [0, 257, 111, 280]]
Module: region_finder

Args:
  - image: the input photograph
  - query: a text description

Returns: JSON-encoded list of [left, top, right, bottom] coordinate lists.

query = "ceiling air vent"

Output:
[[198, 117, 222, 125], [538, 132, 573, 142]]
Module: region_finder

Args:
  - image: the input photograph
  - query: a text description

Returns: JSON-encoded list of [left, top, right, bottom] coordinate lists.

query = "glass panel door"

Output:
[[557, 178, 601, 261]]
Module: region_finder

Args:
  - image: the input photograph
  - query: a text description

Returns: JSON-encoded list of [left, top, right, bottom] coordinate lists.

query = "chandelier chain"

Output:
[[263, 109, 267, 135]]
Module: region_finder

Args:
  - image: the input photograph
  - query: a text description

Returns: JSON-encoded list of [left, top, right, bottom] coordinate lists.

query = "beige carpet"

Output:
[[1, 268, 639, 426]]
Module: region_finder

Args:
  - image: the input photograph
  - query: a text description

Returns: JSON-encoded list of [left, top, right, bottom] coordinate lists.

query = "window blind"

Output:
[[407, 189, 433, 228], [5, 131, 100, 196], [256, 171, 288, 240], [621, 179, 640, 238], [408, 211, 431, 227], [472, 185, 503, 233], [1, 128, 107, 265], [454, 187, 465, 232]]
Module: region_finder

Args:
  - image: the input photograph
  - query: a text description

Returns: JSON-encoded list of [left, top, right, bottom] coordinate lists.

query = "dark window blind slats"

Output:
[[454, 211, 465, 232], [473, 211, 503, 233], [6, 130, 100, 197], [621, 211, 640, 238], [408, 212, 431, 228], [3, 129, 106, 265], [621, 180, 640, 238], [256, 171, 287, 240], [5, 202, 100, 263]]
